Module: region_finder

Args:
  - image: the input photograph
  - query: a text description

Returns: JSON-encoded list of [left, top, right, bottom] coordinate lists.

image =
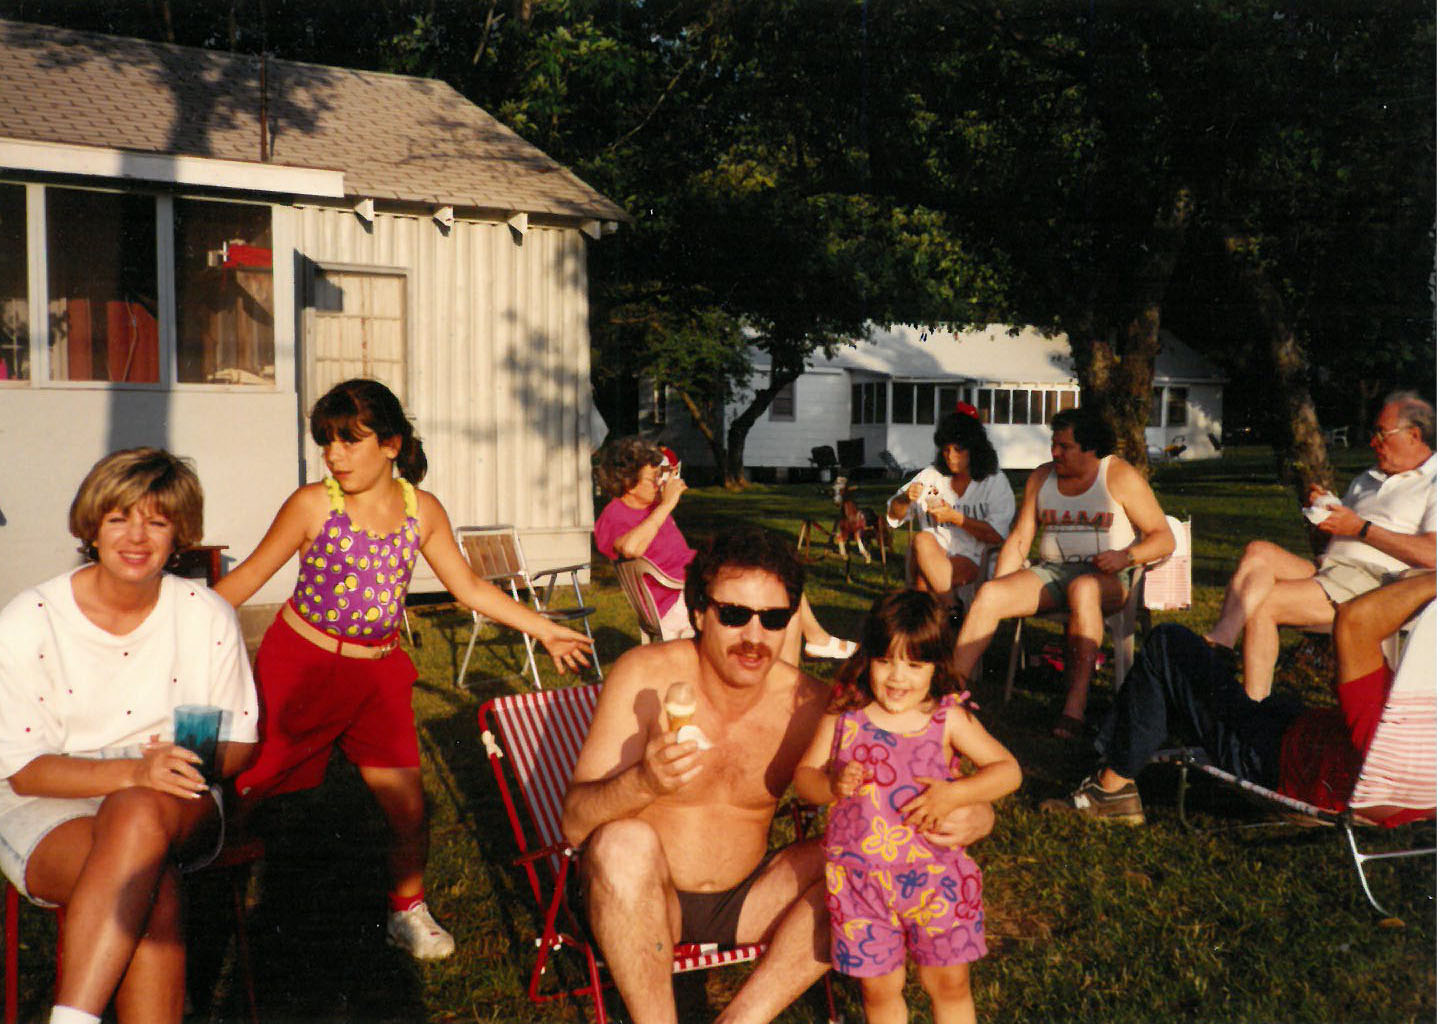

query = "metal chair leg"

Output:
[[455, 615, 481, 688]]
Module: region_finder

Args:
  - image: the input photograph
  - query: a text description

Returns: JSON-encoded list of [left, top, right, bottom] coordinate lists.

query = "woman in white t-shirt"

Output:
[[0, 449, 259, 1024], [887, 408, 1016, 606]]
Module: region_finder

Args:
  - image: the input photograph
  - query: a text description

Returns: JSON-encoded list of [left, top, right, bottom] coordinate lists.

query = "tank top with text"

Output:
[[1035, 455, 1136, 564]]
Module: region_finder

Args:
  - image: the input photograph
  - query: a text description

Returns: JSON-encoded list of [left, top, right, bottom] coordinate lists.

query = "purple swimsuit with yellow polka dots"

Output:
[[290, 478, 420, 640]]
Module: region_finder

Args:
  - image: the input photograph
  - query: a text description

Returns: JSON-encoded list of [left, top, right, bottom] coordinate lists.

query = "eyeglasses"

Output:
[[710, 601, 795, 631], [1371, 425, 1412, 442]]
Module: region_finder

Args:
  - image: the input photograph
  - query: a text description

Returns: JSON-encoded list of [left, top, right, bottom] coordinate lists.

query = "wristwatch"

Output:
[[1359, 520, 1373, 539]]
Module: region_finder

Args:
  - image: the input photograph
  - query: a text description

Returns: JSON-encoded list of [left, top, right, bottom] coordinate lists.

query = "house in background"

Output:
[[648, 323, 1224, 476], [0, 19, 625, 608]]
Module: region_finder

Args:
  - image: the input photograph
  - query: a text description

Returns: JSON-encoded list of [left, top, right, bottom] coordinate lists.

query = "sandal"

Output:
[[805, 636, 858, 660], [1051, 713, 1087, 741]]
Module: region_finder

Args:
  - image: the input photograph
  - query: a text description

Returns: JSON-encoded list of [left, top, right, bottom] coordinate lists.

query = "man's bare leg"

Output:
[[1334, 571, 1436, 680], [1240, 578, 1335, 699], [953, 571, 1050, 683], [1207, 541, 1318, 648], [716, 840, 829, 1024], [1058, 572, 1127, 723], [580, 819, 682, 1024]]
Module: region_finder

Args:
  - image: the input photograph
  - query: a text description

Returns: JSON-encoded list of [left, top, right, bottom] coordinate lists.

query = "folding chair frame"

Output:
[[478, 686, 838, 1024], [1156, 747, 1436, 917], [1003, 564, 1150, 702], [455, 525, 602, 690]]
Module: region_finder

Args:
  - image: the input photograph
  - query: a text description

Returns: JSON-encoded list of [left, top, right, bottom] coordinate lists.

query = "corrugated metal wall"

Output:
[[292, 205, 595, 587]]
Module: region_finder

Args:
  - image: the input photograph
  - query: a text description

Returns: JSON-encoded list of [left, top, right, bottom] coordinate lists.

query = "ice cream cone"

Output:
[[664, 681, 697, 731]]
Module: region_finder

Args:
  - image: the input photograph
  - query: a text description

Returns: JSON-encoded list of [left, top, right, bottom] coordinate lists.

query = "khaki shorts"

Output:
[[1313, 557, 1386, 604], [1027, 561, 1138, 610]]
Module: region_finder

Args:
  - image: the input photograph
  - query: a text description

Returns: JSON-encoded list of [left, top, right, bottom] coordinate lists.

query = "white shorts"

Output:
[[0, 786, 225, 907], [659, 595, 696, 641]]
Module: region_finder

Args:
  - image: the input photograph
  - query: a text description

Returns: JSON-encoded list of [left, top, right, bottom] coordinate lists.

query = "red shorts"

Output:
[[235, 612, 419, 800]]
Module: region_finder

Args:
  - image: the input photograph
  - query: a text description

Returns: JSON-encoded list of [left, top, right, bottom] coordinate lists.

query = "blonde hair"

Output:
[[69, 448, 204, 558]]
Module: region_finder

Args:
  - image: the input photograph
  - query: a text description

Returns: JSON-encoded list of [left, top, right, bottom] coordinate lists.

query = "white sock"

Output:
[[49, 1008, 101, 1024]]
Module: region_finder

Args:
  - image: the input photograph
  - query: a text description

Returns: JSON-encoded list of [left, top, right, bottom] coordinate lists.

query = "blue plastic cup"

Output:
[[173, 704, 223, 783]]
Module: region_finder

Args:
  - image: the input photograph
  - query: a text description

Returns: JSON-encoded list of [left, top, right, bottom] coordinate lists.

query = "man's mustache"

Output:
[[727, 641, 773, 661]]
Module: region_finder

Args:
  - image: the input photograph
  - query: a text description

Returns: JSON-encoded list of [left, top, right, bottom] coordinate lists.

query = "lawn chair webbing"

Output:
[[491, 686, 601, 855], [1351, 692, 1437, 812]]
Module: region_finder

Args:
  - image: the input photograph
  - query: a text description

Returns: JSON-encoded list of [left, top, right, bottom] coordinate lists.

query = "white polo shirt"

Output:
[[1324, 454, 1437, 574]]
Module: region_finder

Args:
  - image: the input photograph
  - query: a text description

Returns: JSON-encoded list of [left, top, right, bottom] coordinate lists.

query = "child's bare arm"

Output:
[[900, 706, 1021, 831], [417, 492, 592, 672], [794, 714, 846, 805], [213, 486, 323, 607]]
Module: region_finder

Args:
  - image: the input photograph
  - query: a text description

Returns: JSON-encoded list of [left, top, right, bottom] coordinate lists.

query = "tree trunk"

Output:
[[1225, 236, 1333, 501], [1071, 186, 1192, 475], [721, 369, 801, 489], [674, 387, 728, 481]]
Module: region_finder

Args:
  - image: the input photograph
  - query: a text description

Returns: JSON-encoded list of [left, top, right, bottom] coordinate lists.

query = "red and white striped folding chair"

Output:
[[479, 685, 833, 1023]]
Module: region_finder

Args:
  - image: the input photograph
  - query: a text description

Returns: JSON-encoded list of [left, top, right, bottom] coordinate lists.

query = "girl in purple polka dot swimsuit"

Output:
[[796, 590, 1021, 1024], [215, 379, 594, 960]]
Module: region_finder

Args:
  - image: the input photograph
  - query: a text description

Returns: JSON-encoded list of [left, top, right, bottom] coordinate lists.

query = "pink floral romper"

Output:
[[823, 694, 987, 977]]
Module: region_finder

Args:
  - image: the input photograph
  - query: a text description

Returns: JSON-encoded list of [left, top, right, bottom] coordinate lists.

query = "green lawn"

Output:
[[10, 447, 1431, 1022]]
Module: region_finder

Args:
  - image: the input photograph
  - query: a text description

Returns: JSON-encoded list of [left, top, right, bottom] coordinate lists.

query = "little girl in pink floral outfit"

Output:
[[796, 590, 1021, 1024]]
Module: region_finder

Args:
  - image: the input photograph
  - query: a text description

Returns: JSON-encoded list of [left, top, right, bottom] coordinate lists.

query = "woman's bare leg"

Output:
[[27, 788, 212, 1022], [910, 533, 979, 601]]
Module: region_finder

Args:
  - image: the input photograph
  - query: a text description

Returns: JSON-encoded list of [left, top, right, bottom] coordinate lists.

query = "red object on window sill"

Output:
[[222, 244, 272, 268]]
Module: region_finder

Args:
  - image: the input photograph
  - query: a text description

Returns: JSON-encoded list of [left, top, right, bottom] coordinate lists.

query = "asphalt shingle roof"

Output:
[[0, 19, 627, 221]]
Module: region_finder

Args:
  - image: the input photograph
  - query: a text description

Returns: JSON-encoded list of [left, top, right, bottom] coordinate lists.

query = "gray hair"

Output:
[[1383, 390, 1436, 448]]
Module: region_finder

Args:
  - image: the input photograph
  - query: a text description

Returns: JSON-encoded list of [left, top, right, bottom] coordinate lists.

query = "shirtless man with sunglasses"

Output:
[[562, 527, 995, 1024]]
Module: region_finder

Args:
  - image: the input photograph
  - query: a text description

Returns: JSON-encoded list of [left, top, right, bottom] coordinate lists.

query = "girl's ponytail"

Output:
[[396, 432, 428, 485]]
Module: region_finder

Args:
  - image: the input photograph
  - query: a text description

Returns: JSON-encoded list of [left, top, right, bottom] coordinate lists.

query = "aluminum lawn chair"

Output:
[[1003, 563, 1149, 702], [477, 685, 838, 1024], [455, 525, 601, 690], [1155, 602, 1437, 916]]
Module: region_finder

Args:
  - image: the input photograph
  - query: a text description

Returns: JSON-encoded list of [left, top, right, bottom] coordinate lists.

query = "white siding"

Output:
[[0, 388, 298, 606], [738, 370, 851, 469], [292, 205, 596, 590], [0, 199, 598, 607], [1147, 382, 1224, 460]]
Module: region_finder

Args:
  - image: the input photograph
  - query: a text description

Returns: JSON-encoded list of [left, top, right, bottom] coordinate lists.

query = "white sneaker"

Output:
[[386, 901, 456, 960]]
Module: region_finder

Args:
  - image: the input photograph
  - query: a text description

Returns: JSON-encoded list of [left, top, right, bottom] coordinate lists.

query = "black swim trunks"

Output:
[[674, 857, 770, 947], [574, 850, 770, 949]]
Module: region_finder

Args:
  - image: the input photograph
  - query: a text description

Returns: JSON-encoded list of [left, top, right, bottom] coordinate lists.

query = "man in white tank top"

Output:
[[953, 408, 1174, 738]]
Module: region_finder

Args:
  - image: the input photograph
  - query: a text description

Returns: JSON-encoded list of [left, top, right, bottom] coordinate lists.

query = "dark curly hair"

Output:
[[1050, 407, 1115, 457], [684, 527, 805, 622], [828, 590, 965, 713], [595, 437, 664, 498], [932, 412, 1000, 480], [310, 379, 427, 484]]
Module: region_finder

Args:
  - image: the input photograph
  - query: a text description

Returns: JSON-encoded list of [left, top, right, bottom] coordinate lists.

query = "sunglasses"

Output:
[[710, 601, 795, 631]]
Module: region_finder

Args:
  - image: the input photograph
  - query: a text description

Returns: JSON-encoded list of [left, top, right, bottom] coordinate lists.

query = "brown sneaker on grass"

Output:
[[1040, 771, 1145, 825]]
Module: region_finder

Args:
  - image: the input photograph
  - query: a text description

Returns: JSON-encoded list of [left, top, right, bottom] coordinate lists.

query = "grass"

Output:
[[8, 447, 1432, 1022]]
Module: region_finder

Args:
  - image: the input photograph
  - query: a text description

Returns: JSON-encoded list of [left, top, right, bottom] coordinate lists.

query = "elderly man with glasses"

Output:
[[562, 527, 994, 1024], [1205, 390, 1436, 699]]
